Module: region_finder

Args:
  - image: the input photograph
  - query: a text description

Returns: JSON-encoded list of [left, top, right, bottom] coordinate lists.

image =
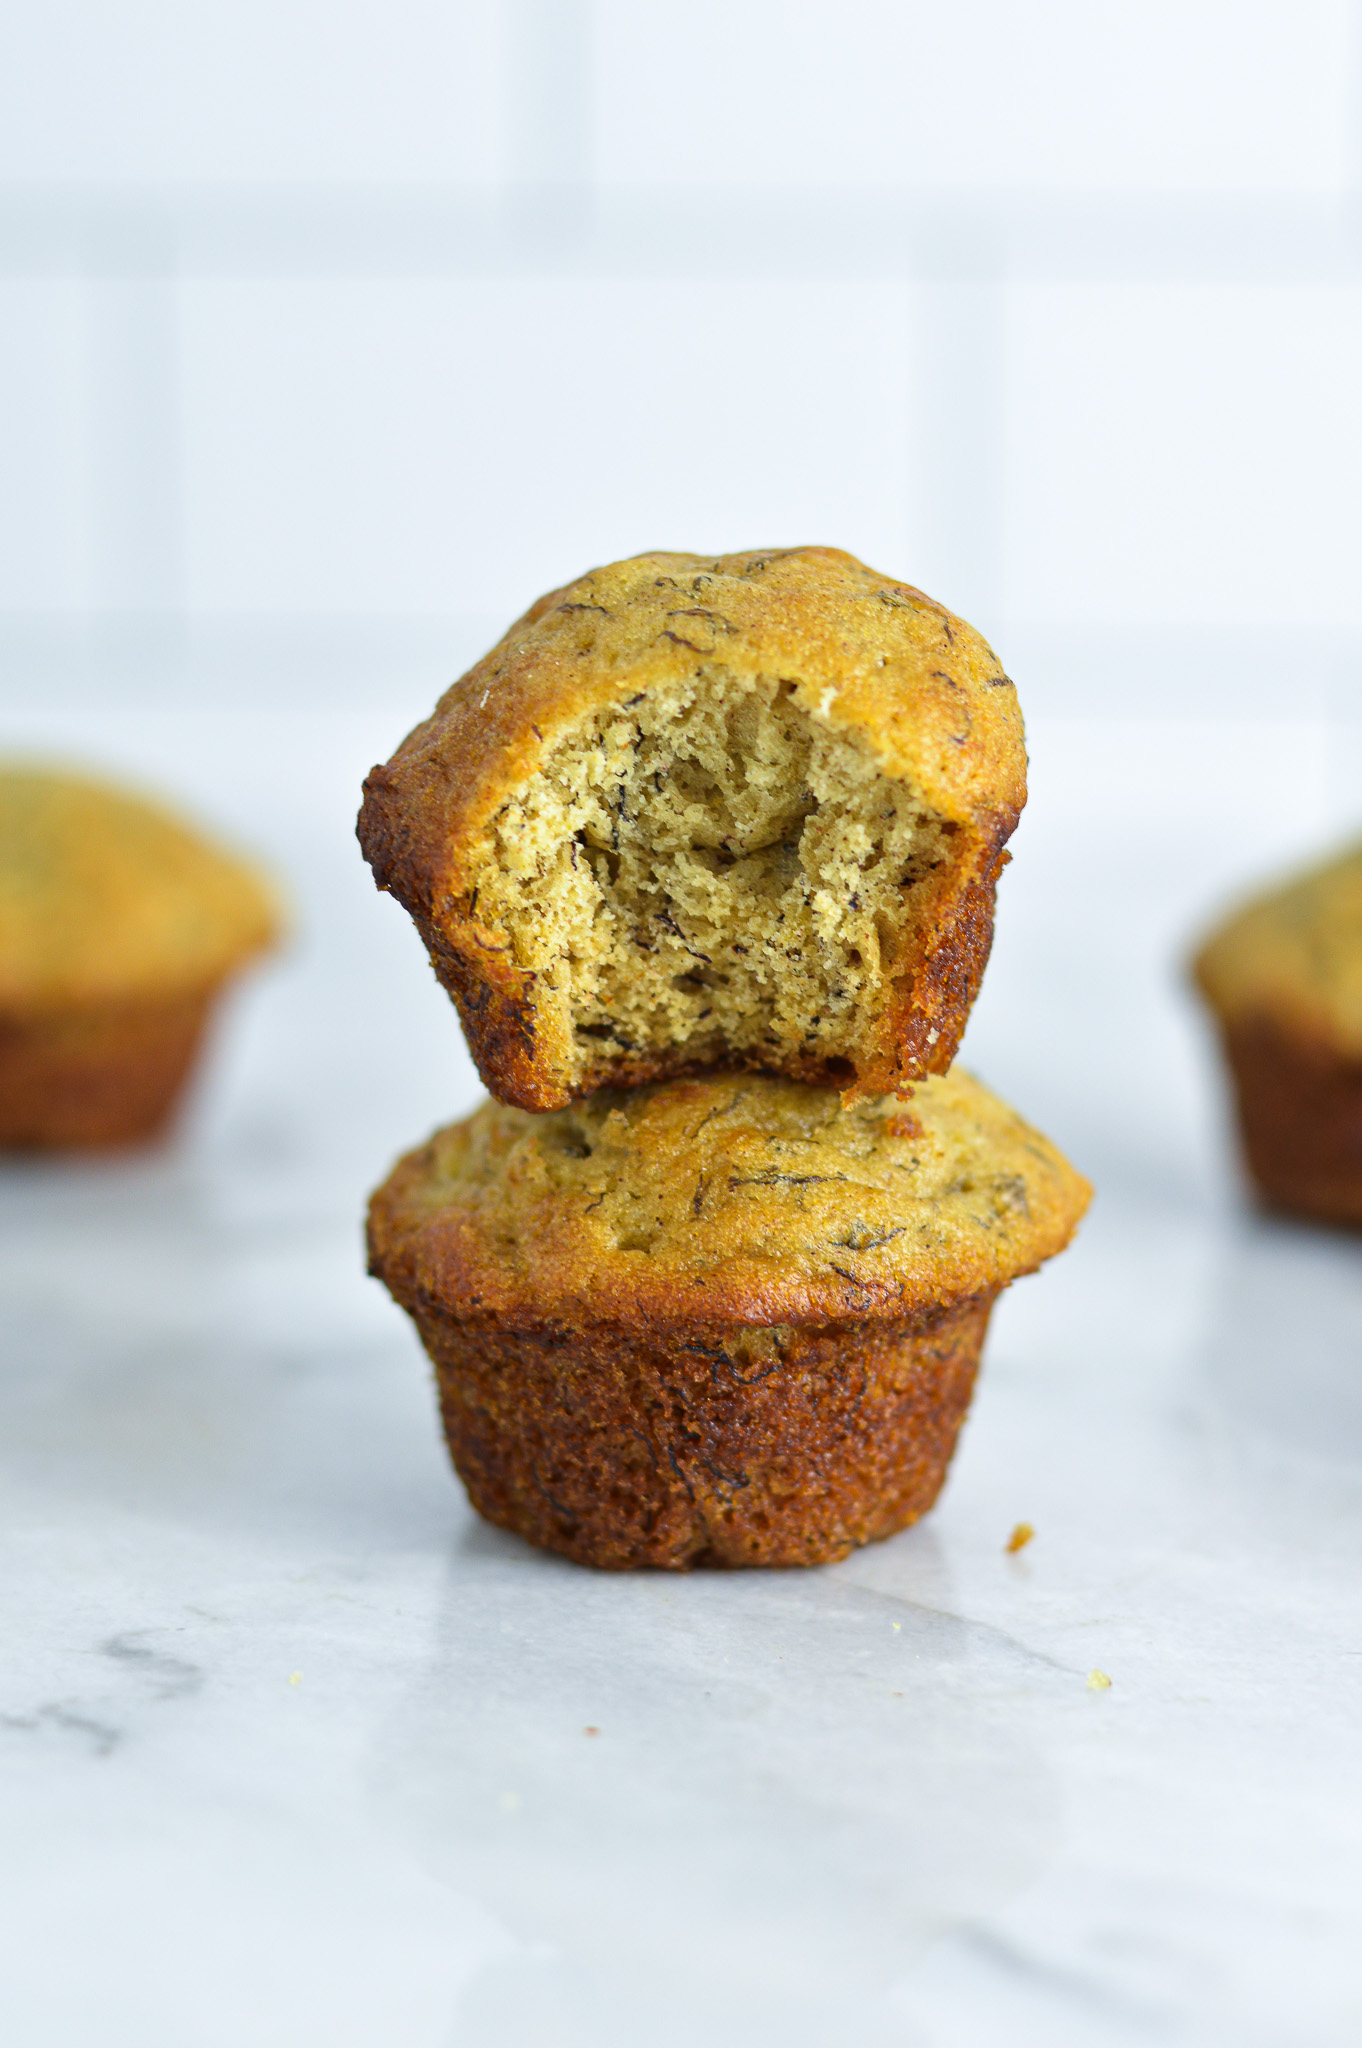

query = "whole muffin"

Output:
[[359, 548, 1026, 1111], [368, 1068, 1089, 1569], [1193, 840, 1362, 1228], [0, 765, 279, 1148]]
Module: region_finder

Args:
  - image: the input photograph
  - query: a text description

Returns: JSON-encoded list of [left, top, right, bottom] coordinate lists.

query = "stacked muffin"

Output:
[[359, 548, 1089, 1568]]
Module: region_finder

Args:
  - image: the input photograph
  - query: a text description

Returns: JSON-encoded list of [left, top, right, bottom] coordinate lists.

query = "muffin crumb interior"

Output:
[[476, 668, 953, 1086]]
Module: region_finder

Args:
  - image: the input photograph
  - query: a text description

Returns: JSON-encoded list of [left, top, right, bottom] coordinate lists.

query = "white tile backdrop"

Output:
[[1, 0, 1361, 1178], [1, 0, 1360, 700], [593, 0, 1354, 194], [0, 0, 507, 187], [1004, 282, 1362, 628], [177, 274, 917, 619]]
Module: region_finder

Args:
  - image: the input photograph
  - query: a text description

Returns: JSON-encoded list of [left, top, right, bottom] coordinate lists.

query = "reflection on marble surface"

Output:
[[3, 705, 1362, 2046], [6, 1160, 1362, 2047], [1201, 1215, 1362, 1467], [374, 1543, 1061, 2045]]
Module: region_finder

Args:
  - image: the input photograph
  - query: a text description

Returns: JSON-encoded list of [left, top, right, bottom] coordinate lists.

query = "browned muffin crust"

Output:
[[368, 1070, 1090, 1568], [359, 548, 1025, 1111], [419, 1296, 991, 1569], [1193, 840, 1362, 1227]]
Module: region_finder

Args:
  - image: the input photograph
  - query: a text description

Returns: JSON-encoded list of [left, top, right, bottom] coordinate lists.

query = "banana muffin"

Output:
[[368, 1068, 1090, 1569], [1193, 839, 1362, 1228], [359, 548, 1026, 1111], [0, 764, 280, 1148]]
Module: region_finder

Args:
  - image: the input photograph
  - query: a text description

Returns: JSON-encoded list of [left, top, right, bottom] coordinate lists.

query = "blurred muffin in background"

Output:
[[1193, 840, 1362, 1229], [0, 764, 280, 1149]]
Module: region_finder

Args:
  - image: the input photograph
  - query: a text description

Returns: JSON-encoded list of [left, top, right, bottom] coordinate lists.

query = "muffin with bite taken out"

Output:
[[358, 547, 1026, 1112]]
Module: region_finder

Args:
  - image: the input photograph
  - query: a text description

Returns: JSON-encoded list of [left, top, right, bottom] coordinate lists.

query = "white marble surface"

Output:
[[4, 700, 1362, 2047]]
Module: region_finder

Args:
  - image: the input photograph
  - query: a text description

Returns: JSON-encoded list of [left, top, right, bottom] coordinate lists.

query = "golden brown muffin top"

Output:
[[369, 1068, 1090, 1330], [361, 545, 1026, 913], [1193, 841, 1362, 1057], [0, 764, 280, 1012]]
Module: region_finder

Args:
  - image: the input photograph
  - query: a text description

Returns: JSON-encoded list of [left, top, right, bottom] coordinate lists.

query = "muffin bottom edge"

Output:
[[413, 1294, 996, 1571], [0, 989, 218, 1150], [1219, 1013, 1362, 1232]]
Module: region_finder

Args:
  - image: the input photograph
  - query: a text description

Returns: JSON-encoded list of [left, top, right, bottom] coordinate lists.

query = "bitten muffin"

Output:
[[368, 1068, 1090, 1569], [1193, 840, 1362, 1228], [0, 764, 280, 1148], [359, 548, 1026, 1111]]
